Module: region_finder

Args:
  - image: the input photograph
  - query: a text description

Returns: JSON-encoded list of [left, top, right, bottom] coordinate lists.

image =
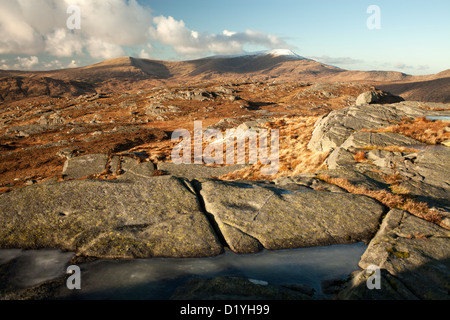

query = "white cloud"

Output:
[[393, 62, 430, 72], [45, 29, 84, 57], [0, 0, 295, 69], [139, 49, 151, 59], [0, 59, 9, 70], [0, 1, 46, 55], [14, 56, 39, 70], [71, 0, 153, 46], [223, 30, 237, 37], [67, 60, 79, 68], [150, 15, 293, 56], [86, 38, 126, 60], [43, 59, 63, 69], [311, 56, 363, 65], [0, 0, 153, 62]]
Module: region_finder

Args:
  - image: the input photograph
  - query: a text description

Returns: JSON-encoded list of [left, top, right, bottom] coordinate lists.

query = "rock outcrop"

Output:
[[338, 209, 450, 300], [308, 102, 447, 153], [0, 176, 223, 258], [302, 101, 450, 300]]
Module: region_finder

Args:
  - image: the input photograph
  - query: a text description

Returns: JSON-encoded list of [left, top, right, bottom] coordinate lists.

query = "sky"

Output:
[[0, 0, 449, 75]]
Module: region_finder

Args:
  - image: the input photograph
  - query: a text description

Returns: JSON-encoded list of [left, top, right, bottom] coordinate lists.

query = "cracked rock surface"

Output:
[[198, 178, 386, 253]]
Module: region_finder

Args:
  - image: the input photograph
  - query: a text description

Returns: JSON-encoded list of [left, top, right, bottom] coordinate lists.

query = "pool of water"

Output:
[[426, 116, 450, 122], [0, 243, 367, 300]]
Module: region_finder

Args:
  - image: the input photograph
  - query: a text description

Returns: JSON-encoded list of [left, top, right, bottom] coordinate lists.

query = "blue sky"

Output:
[[0, 0, 449, 75]]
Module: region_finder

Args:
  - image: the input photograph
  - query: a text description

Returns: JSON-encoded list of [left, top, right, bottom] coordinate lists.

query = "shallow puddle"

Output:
[[1, 243, 367, 300]]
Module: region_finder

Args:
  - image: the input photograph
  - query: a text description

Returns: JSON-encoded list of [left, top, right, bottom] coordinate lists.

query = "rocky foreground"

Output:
[[0, 96, 449, 300]]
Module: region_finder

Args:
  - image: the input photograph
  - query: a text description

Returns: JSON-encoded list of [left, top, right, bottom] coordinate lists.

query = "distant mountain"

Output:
[[207, 49, 307, 60], [0, 50, 403, 83], [0, 50, 448, 102], [377, 76, 450, 103]]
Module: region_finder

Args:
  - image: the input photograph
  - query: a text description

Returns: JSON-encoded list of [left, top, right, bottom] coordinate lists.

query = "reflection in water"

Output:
[[0, 243, 366, 300]]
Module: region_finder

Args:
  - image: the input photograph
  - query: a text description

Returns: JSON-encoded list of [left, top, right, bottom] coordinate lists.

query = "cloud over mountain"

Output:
[[149, 16, 293, 56], [0, 0, 293, 69]]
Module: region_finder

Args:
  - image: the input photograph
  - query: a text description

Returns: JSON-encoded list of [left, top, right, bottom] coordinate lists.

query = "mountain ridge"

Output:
[[0, 50, 449, 102]]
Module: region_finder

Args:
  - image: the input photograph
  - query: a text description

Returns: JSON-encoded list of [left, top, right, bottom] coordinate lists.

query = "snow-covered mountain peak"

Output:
[[206, 49, 306, 60]]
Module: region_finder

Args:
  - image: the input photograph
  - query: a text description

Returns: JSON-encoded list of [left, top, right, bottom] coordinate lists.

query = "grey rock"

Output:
[[157, 163, 246, 180], [7, 124, 53, 136], [326, 147, 356, 169], [413, 148, 450, 190], [366, 149, 405, 168], [274, 174, 347, 193], [62, 154, 109, 179], [198, 179, 386, 253], [341, 132, 422, 150], [0, 176, 223, 259], [236, 119, 269, 131], [112, 156, 155, 180], [356, 90, 404, 106], [307, 103, 438, 152], [356, 91, 380, 106], [339, 209, 450, 300], [317, 168, 389, 191]]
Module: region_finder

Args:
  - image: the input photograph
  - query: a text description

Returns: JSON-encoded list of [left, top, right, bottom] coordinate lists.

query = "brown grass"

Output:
[[354, 151, 367, 162], [362, 117, 450, 145], [317, 174, 444, 226], [219, 116, 329, 181], [383, 172, 403, 185]]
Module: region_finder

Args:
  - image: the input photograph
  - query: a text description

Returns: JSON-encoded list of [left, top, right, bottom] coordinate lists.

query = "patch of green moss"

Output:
[[386, 247, 410, 259]]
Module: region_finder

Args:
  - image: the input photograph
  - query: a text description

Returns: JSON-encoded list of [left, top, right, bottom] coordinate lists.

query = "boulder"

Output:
[[356, 91, 380, 106], [0, 176, 223, 259], [356, 90, 404, 106], [62, 154, 109, 179], [198, 179, 386, 253]]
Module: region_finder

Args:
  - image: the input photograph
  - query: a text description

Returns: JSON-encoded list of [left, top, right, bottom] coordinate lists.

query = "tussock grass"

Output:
[[362, 117, 450, 145], [220, 116, 329, 181], [383, 172, 403, 185], [317, 174, 443, 226]]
